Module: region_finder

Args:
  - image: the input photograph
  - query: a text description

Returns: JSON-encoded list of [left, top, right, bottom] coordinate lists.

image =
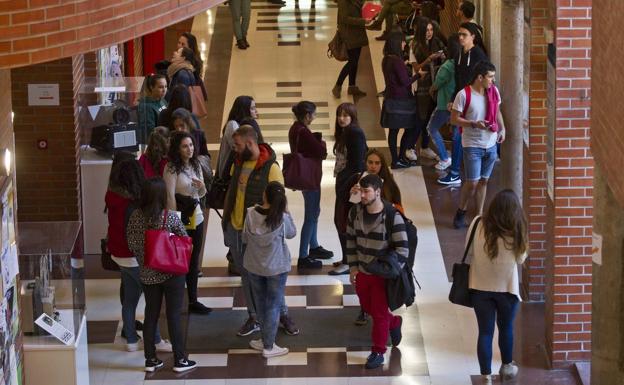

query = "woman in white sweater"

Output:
[[163, 131, 210, 315], [467, 189, 528, 383]]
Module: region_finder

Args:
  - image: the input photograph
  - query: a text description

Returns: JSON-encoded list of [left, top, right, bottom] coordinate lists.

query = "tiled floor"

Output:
[[84, 2, 580, 385]]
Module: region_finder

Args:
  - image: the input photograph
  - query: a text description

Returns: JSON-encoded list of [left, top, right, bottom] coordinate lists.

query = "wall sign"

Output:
[[27, 84, 60, 106]]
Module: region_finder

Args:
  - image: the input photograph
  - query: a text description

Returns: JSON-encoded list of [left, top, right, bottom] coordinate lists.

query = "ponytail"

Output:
[[291, 101, 316, 123], [264, 181, 287, 230]]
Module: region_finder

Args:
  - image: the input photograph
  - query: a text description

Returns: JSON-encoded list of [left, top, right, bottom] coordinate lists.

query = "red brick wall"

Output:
[[0, 0, 222, 69], [526, 0, 550, 302], [592, 3, 624, 207], [547, 0, 593, 365]]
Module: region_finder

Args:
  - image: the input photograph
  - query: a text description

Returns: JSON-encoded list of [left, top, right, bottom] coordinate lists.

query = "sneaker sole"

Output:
[[144, 363, 164, 372], [262, 349, 289, 358], [172, 364, 197, 373], [237, 327, 260, 337], [437, 179, 461, 185]]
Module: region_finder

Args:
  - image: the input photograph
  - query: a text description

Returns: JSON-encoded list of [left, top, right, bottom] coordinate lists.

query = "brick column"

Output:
[[546, 0, 593, 366]]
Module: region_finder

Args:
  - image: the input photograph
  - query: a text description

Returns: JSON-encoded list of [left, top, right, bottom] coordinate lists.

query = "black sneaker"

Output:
[[365, 352, 384, 369], [391, 160, 410, 169], [189, 301, 212, 315], [354, 311, 368, 326], [279, 314, 300, 336], [453, 209, 468, 229], [237, 317, 261, 336], [243, 38, 250, 48], [297, 257, 322, 269], [309, 246, 334, 260], [173, 358, 197, 373], [390, 316, 402, 346], [144, 358, 163, 372]]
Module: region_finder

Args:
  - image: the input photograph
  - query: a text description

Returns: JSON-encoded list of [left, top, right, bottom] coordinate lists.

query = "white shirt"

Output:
[[452, 86, 501, 149]]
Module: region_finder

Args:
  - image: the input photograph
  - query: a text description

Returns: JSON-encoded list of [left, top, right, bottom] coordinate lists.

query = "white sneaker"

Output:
[[262, 344, 289, 358], [126, 341, 142, 352], [155, 339, 172, 352], [405, 149, 418, 161], [249, 339, 264, 351], [499, 361, 519, 380], [481, 374, 492, 384], [434, 158, 451, 170], [420, 147, 439, 160]]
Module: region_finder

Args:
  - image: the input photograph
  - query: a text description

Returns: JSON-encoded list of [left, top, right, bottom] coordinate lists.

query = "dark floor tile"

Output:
[[278, 41, 301, 46], [276, 81, 302, 87], [87, 320, 119, 344]]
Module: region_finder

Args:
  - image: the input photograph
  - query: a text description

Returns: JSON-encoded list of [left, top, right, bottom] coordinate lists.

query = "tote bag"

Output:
[[144, 210, 193, 275], [448, 217, 481, 307], [189, 85, 208, 119], [282, 130, 322, 191]]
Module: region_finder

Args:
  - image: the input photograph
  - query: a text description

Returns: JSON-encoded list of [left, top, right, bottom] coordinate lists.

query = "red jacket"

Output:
[[105, 190, 133, 258], [288, 121, 327, 160], [138, 154, 167, 178]]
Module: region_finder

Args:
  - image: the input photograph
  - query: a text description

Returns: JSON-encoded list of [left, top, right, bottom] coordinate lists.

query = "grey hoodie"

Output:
[[242, 206, 297, 276]]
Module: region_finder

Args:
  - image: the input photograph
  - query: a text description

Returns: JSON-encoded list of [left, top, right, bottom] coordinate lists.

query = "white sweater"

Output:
[[467, 217, 527, 300], [163, 162, 207, 226]]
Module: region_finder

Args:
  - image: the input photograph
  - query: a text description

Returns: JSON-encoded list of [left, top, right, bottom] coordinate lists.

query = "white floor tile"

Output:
[[342, 294, 360, 307], [285, 295, 307, 307], [191, 353, 228, 367], [197, 296, 234, 309], [266, 352, 307, 366]]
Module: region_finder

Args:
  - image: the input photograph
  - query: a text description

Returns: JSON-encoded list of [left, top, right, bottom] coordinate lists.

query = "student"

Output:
[[450, 61, 505, 228], [243, 182, 297, 358], [165, 47, 202, 103], [126, 178, 196, 373], [347, 174, 408, 369], [170, 107, 209, 156], [468, 189, 527, 383], [138, 128, 169, 178], [288, 101, 332, 269], [163, 131, 211, 314], [137, 74, 167, 140]]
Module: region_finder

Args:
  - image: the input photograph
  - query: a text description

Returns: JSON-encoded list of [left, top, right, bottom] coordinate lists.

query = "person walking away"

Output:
[[331, 103, 367, 276], [222, 125, 299, 337], [138, 74, 167, 142], [333, 0, 371, 98], [288, 101, 333, 269], [450, 61, 505, 228], [244, 182, 297, 358], [347, 174, 408, 369], [426, 35, 459, 170], [163, 131, 211, 313], [468, 189, 527, 383], [126, 178, 196, 373]]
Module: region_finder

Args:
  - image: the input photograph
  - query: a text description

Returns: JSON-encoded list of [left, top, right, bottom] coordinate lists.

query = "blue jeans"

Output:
[[471, 290, 519, 375], [463, 145, 498, 181], [119, 266, 161, 344], [248, 272, 288, 349], [426, 109, 450, 161], [449, 126, 463, 176], [299, 190, 320, 258]]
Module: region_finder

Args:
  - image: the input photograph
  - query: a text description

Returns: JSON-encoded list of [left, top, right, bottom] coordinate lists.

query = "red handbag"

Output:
[[282, 129, 322, 191], [144, 210, 193, 275]]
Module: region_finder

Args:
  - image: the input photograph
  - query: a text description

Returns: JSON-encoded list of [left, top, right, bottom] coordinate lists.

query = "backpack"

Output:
[[383, 202, 417, 269]]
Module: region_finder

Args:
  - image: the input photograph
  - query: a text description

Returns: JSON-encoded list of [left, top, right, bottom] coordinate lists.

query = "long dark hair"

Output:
[[365, 148, 401, 205], [139, 177, 168, 224], [109, 151, 144, 200], [181, 32, 203, 78], [227, 96, 255, 124], [145, 130, 169, 175], [292, 101, 316, 123], [383, 28, 404, 57], [482, 189, 528, 261], [171, 107, 197, 131], [167, 131, 200, 176], [333, 102, 359, 155], [264, 181, 287, 230]]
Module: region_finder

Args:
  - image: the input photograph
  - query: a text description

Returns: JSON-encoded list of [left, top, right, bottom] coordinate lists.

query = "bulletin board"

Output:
[[0, 180, 22, 385]]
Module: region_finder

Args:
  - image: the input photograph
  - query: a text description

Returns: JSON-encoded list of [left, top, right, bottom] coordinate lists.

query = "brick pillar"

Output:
[[526, 0, 550, 301], [546, 0, 593, 366]]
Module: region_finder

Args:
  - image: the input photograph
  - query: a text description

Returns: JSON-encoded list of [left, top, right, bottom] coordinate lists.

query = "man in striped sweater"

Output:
[[346, 174, 409, 369]]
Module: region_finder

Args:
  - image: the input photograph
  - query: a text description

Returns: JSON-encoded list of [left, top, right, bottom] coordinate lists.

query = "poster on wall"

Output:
[[97, 45, 125, 105]]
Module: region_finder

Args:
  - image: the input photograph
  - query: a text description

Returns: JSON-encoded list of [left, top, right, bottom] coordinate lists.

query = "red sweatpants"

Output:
[[355, 272, 401, 353]]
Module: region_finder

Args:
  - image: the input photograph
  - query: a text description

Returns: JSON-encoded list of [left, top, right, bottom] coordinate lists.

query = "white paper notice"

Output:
[[35, 313, 75, 345], [28, 84, 60, 106], [592, 232, 603, 265], [9, 345, 18, 385]]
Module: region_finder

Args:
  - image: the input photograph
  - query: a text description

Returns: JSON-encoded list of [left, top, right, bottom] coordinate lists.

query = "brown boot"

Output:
[[332, 85, 341, 98], [348, 86, 367, 97]]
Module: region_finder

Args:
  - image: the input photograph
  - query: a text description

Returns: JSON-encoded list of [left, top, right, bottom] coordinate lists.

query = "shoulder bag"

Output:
[[282, 128, 322, 191], [448, 216, 481, 307], [328, 29, 348, 62], [144, 210, 193, 275]]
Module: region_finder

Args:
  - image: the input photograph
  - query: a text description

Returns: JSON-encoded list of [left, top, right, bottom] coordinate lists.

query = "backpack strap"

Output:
[[383, 201, 398, 243], [461, 85, 471, 118]]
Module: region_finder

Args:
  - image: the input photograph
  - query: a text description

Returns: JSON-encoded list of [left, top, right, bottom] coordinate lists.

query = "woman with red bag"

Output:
[[126, 178, 197, 373], [287, 101, 333, 269]]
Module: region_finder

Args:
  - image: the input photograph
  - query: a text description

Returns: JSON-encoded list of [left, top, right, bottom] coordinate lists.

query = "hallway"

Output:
[[82, 2, 578, 384]]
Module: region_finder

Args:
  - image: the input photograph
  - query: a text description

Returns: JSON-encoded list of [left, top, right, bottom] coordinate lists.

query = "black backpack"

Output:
[[383, 202, 417, 269]]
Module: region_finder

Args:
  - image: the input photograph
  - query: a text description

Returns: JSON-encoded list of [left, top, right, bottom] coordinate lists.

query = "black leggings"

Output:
[[336, 47, 362, 87], [388, 126, 420, 165], [185, 220, 204, 303]]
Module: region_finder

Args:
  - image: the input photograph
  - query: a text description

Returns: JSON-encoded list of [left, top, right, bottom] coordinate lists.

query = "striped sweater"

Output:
[[346, 203, 409, 274]]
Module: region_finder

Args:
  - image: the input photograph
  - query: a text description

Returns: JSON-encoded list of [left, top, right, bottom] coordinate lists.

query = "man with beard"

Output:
[[346, 174, 408, 369], [222, 125, 299, 337]]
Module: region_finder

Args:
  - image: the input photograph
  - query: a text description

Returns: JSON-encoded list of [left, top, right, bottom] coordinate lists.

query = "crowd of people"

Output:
[[102, 3, 527, 381]]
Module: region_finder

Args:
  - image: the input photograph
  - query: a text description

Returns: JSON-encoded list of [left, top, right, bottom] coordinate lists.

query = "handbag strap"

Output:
[[461, 216, 481, 264], [162, 209, 168, 229]]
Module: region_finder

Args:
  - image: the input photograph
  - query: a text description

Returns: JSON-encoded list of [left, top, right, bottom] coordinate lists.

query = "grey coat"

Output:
[[242, 206, 297, 277], [337, 0, 368, 50]]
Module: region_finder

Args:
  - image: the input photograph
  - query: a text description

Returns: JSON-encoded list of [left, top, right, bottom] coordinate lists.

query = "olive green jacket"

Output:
[[337, 0, 368, 50]]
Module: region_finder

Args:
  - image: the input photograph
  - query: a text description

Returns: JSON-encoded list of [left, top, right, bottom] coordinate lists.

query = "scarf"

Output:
[[167, 58, 195, 81], [484, 85, 500, 133]]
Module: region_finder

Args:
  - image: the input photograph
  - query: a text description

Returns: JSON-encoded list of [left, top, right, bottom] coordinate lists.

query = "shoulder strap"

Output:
[[461, 85, 471, 118], [383, 201, 397, 242], [162, 209, 168, 229], [461, 216, 481, 263]]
